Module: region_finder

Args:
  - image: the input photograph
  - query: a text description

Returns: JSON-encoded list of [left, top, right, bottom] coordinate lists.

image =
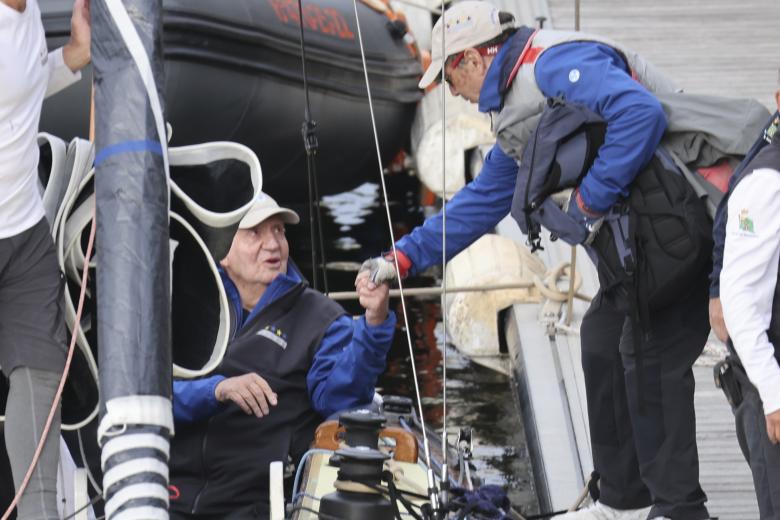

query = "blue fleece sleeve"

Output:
[[535, 43, 667, 213], [307, 312, 396, 418], [172, 375, 225, 423], [395, 143, 518, 274]]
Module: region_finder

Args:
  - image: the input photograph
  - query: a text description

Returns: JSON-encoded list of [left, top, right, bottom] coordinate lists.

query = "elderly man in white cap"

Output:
[[368, 1, 713, 519], [167, 192, 395, 520]]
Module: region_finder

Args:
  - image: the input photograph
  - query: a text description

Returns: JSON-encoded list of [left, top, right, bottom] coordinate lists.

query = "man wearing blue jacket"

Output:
[[378, 2, 711, 519], [168, 193, 395, 519]]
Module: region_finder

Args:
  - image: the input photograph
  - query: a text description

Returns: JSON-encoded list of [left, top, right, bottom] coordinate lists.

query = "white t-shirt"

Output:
[[0, 0, 80, 239]]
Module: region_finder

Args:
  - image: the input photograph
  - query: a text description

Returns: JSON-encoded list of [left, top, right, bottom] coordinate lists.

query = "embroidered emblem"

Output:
[[738, 208, 754, 233], [568, 69, 580, 83], [765, 115, 778, 144], [257, 325, 288, 349]]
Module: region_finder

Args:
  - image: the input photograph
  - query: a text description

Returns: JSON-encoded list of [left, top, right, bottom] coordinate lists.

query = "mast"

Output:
[[92, 1, 173, 518]]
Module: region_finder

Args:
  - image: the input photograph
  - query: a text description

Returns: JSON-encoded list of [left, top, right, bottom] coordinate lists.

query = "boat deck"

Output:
[[498, 1, 778, 516]]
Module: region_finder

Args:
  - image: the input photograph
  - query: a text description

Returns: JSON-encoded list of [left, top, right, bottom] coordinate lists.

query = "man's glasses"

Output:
[[443, 52, 465, 87], [443, 45, 501, 86]]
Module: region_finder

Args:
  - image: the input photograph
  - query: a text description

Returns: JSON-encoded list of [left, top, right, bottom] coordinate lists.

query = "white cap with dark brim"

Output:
[[238, 192, 300, 229], [418, 1, 513, 89]]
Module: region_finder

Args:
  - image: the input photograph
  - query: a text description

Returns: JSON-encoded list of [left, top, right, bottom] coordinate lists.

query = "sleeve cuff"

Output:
[[207, 375, 226, 408], [757, 374, 780, 415], [362, 311, 397, 344]]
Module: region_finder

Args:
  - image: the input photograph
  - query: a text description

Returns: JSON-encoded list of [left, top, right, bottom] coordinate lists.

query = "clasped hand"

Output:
[[355, 259, 392, 326]]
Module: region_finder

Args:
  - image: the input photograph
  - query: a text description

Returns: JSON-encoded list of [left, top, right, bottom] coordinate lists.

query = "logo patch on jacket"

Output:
[[738, 208, 755, 234], [257, 325, 288, 349]]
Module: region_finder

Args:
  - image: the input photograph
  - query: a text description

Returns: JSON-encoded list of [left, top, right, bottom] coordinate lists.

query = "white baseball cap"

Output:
[[418, 1, 515, 89], [239, 192, 300, 229]]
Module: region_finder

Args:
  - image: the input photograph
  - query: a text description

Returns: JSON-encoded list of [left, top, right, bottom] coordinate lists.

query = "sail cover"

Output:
[[92, 1, 173, 518]]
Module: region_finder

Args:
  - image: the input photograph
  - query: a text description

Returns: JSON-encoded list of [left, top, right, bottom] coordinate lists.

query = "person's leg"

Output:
[[0, 220, 67, 520], [731, 365, 780, 519], [4, 367, 61, 520], [621, 287, 710, 520], [581, 291, 652, 510]]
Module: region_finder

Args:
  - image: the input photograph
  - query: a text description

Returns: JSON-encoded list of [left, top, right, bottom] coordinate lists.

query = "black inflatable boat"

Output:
[[39, 0, 424, 199]]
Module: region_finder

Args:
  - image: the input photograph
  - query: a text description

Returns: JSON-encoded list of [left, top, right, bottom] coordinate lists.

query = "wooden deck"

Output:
[[546, 0, 780, 110]]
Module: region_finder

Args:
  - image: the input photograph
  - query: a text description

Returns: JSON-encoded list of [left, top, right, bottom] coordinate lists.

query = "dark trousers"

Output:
[[581, 286, 710, 519], [729, 360, 780, 519]]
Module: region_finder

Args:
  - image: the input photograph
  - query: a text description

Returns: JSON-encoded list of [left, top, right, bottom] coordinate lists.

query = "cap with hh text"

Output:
[[418, 1, 514, 89], [239, 192, 300, 229]]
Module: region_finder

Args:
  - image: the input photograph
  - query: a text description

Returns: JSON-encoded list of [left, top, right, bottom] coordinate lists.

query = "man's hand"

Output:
[[62, 0, 90, 72], [559, 188, 604, 245], [767, 410, 780, 444], [709, 297, 729, 342], [355, 270, 390, 326], [214, 373, 277, 418]]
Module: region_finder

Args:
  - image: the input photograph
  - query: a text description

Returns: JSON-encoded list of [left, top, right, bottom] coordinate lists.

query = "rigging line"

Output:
[[349, 0, 438, 500], [311, 155, 329, 293], [439, 0, 449, 495], [296, 0, 329, 292]]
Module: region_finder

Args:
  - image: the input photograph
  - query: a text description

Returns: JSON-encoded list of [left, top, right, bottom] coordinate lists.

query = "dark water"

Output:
[[283, 173, 539, 513]]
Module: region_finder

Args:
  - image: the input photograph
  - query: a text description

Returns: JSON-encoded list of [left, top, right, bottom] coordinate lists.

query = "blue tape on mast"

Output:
[[95, 140, 164, 166]]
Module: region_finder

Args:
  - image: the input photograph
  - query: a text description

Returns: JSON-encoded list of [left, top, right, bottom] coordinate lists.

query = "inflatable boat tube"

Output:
[[39, 0, 423, 200]]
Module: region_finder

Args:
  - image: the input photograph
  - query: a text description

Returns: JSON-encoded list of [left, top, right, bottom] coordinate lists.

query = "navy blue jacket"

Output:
[[173, 265, 396, 421], [396, 31, 666, 273]]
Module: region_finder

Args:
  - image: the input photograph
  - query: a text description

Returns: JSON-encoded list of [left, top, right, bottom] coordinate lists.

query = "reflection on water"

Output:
[[284, 173, 539, 513], [377, 296, 537, 511], [321, 183, 381, 232]]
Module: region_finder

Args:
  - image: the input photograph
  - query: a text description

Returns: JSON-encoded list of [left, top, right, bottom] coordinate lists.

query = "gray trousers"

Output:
[[4, 367, 61, 520], [581, 285, 710, 519], [730, 360, 780, 519]]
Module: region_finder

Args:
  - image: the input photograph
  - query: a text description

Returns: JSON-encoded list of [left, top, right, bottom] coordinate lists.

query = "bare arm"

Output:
[[62, 0, 90, 72]]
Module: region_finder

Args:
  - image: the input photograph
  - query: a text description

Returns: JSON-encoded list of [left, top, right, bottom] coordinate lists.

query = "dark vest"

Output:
[[170, 282, 346, 516], [731, 137, 780, 361]]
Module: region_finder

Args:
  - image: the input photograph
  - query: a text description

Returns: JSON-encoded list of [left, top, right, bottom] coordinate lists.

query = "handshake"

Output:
[[356, 249, 412, 284], [354, 250, 412, 326]]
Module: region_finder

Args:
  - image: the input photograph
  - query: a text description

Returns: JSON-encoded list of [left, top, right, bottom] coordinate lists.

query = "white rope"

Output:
[[349, 0, 436, 489]]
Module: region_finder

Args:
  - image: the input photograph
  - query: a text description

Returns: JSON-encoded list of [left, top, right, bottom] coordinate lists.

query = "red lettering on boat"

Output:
[[268, 0, 355, 40]]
